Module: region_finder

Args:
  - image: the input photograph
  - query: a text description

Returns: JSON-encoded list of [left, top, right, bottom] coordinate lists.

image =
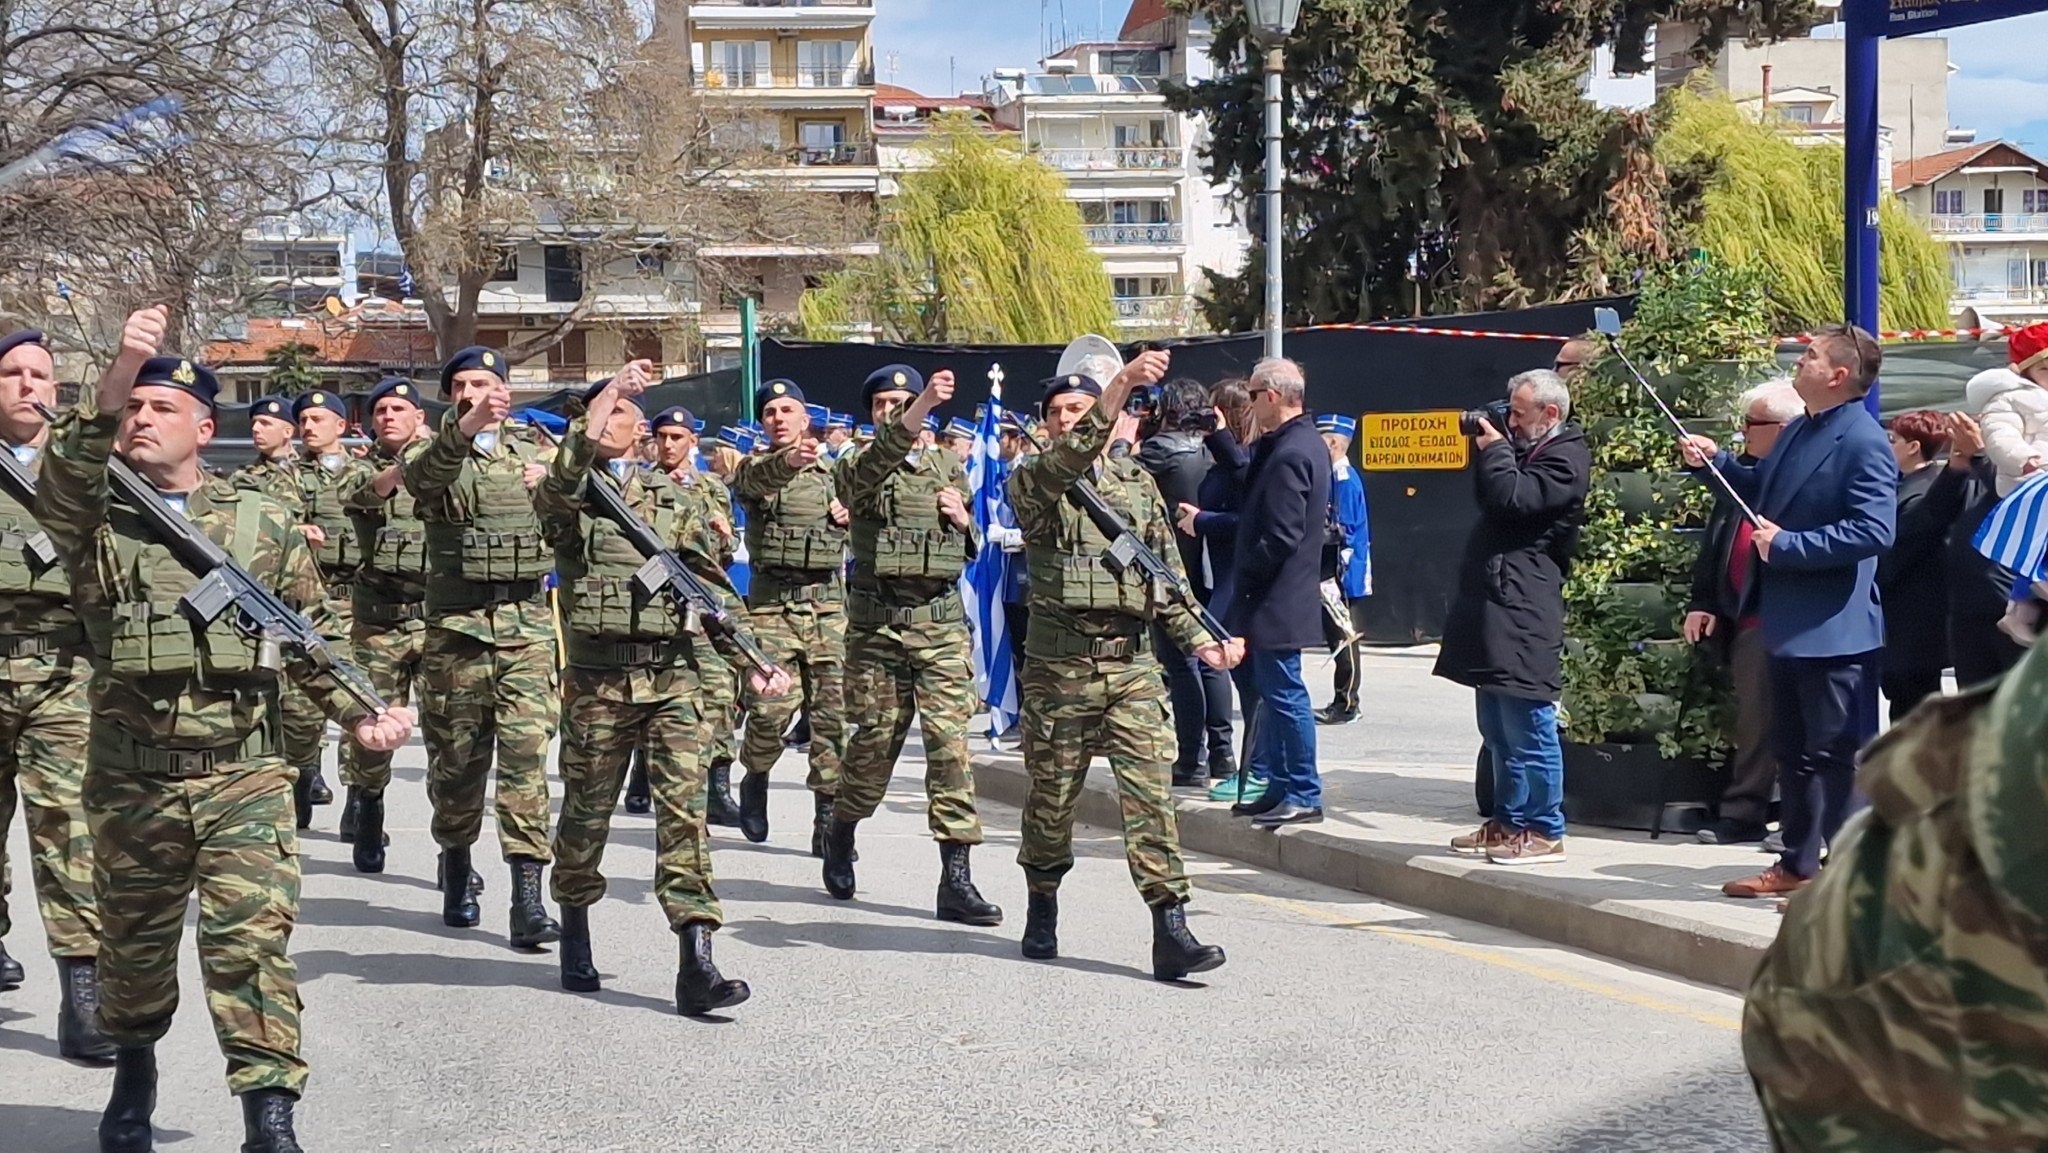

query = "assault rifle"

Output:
[[528, 421, 780, 680], [1013, 422, 1233, 645], [17, 404, 388, 713], [0, 443, 59, 567]]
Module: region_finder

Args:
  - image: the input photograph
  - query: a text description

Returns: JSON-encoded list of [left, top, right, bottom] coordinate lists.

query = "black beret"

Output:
[[757, 378, 804, 410], [439, 345, 507, 394], [134, 356, 219, 410], [367, 376, 421, 409], [0, 329, 47, 363], [860, 364, 923, 410], [250, 396, 292, 423], [293, 389, 348, 420], [651, 406, 698, 433], [1040, 373, 1102, 403]]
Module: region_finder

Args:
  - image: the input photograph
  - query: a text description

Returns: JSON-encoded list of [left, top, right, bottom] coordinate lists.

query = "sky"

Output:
[[873, 1, 2048, 154]]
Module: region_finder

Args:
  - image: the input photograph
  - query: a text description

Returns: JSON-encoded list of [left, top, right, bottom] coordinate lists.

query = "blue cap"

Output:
[[826, 411, 854, 431], [250, 395, 292, 424], [860, 364, 924, 409], [855, 423, 875, 438], [1040, 373, 1101, 403], [439, 345, 507, 394], [757, 378, 803, 411], [1316, 413, 1358, 439], [716, 426, 755, 453], [0, 329, 47, 363], [294, 389, 348, 420], [804, 403, 830, 429], [739, 420, 765, 438], [367, 376, 421, 409], [134, 356, 219, 410], [944, 417, 975, 440], [651, 406, 698, 433], [924, 414, 942, 433]]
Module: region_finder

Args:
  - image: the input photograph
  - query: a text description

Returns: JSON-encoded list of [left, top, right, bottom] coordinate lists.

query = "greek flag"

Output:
[[1976, 470, 2048, 581], [961, 366, 1018, 741]]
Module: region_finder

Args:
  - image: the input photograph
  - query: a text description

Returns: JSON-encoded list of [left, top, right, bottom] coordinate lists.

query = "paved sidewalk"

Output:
[[972, 647, 1786, 991]]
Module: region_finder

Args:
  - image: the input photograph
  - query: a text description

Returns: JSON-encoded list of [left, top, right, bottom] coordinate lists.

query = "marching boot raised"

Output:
[[934, 842, 1002, 926], [337, 786, 361, 842], [507, 856, 561, 949], [97, 1045, 157, 1153], [704, 759, 740, 827], [1150, 900, 1225, 981], [821, 818, 858, 900], [58, 957, 116, 1062], [558, 905, 600, 993], [351, 790, 387, 874], [0, 940, 23, 990], [676, 921, 749, 1016], [290, 767, 313, 830], [1020, 890, 1059, 960], [438, 846, 481, 928], [737, 771, 769, 843], [622, 756, 651, 815], [238, 1088, 303, 1153]]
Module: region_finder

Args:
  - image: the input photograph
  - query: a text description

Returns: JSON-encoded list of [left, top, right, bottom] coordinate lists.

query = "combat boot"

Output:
[[0, 940, 22, 990], [438, 847, 481, 928], [58, 957, 116, 1062], [737, 771, 770, 843], [307, 767, 333, 806], [809, 792, 832, 858], [238, 1088, 303, 1153], [1150, 900, 1225, 982], [435, 851, 484, 896], [351, 791, 386, 874], [290, 767, 314, 831], [821, 819, 858, 900], [507, 857, 561, 949], [337, 786, 361, 842], [705, 759, 740, 827], [935, 842, 1002, 926], [97, 1045, 156, 1153], [622, 757, 651, 815], [558, 905, 600, 993], [1021, 890, 1058, 960], [675, 922, 749, 1015]]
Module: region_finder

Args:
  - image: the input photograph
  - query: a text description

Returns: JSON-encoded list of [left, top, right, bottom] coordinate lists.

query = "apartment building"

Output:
[[242, 220, 358, 314], [1896, 141, 2048, 326]]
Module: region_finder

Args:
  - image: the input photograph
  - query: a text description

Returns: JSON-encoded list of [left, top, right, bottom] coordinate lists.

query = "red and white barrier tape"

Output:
[[1299, 321, 2012, 344]]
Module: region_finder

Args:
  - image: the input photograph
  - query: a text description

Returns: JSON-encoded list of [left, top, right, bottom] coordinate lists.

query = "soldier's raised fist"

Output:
[[120, 306, 169, 364]]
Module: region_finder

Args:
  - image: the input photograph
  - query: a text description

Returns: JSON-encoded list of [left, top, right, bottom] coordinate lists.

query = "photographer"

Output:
[[1435, 369, 1589, 866], [1138, 379, 1237, 787]]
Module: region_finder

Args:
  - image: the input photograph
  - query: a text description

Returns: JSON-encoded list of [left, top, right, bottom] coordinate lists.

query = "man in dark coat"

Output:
[[1225, 358, 1333, 827], [1877, 410, 1973, 721], [1435, 369, 1589, 865], [1942, 416, 2029, 687]]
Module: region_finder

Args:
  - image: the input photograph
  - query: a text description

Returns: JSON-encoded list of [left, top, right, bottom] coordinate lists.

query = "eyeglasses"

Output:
[[1743, 417, 1785, 429], [1552, 359, 1585, 372], [1248, 386, 1274, 398]]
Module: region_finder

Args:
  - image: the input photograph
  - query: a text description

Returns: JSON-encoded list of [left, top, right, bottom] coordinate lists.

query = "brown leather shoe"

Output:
[[1450, 820, 1510, 857], [1722, 864, 1810, 899]]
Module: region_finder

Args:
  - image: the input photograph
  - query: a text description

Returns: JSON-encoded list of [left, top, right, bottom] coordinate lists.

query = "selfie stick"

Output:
[[1591, 308, 1762, 528]]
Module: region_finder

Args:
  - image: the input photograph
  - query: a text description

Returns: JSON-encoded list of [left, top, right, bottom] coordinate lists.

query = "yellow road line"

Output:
[[1206, 879, 1744, 1032]]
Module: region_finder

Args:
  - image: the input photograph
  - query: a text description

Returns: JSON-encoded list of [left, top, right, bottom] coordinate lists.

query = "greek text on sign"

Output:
[[1358, 411, 1468, 471]]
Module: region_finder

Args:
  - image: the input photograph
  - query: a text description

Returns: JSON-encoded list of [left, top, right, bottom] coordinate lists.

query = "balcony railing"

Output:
[[696, 65, 875, 89], [1084, 223, 1184, 246], [1113, 296, 1185, 321], [1927, 212, 2048, 234], [1953, 284, 2048, 304], [797, 141, 875, 166], [1034, 146, 1181, 172]]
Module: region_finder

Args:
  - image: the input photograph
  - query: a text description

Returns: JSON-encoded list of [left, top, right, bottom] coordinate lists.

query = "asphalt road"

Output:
[[0, 729, 1767, 1153]]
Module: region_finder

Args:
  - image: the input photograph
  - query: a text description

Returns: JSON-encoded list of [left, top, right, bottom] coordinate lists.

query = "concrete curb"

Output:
[[972, 752, 1771, 992]]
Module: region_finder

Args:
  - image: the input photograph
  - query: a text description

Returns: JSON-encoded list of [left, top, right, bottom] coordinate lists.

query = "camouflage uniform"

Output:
[[677, 469, 741, 769], [0, 448, 96, 962], [234, 454, 329, 805], [341, 439, 428, 796], [832, 418, 983, 842], [293, 442, 378, 781], [1005, 404, 1198, 907], [732, 446, 845, 796], [1745, 647, 2048, 1153], [538, 432, 752, 929], [404, 413, 557, 863], [36, 398, 372, 1096]]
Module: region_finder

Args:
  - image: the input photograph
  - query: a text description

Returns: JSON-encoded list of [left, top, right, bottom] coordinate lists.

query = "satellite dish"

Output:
[[1056, 334, 1123, 384]]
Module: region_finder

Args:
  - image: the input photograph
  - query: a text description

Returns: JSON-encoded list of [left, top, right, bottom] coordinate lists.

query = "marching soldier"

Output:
[[1005, 351, 1239, 980], [537, 368, 788, 1014], [292, 389, 378, 829], [820, 365, 1000, 924], [650, 406, 742, 825], [35, 307, 411, 1152], [0, 328, 112, 1061], [405, 346, 561, 947], [339, 376, 432, 873], [731, 379, 848, 852]]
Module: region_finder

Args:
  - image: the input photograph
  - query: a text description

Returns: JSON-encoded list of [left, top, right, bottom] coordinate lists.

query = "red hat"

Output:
[[2010, 323, 2048, 374]]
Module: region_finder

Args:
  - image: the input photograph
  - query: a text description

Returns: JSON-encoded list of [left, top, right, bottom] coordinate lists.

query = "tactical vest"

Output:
[[746, 464, 844, 573], [102, 484, 272, 681], [1024, 464, 1152, 618], [559, 472, 694, 647], [851, 455, 971, 582], [0, 486, 68, 607], [297, 453, 363, 575], [422, 434, 552, 588], [361, 476, 427, 579]]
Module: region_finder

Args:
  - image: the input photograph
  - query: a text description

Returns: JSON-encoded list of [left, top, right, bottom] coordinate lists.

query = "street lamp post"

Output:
[[1247, 0, 1301, 360]]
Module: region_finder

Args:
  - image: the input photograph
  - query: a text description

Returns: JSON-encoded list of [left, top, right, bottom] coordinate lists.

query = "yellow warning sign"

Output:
[[1358, 411, 1469, 471]]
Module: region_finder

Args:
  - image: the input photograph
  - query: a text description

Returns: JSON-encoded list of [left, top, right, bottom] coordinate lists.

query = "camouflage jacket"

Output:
[[835, 416, 979, 607], [733, 445, 844, 602], [1746, 646, 2048, 1152], [401, 412, 554, 647], [0, 441, 82, 684], [293, 445, 378, 585], [34, 399, 368, 746], [344, 438, 429, 612], [669, 466, 736, 568], [235, 453, 304, 516]]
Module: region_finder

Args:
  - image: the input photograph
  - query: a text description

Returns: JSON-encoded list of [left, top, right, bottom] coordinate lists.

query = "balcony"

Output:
[[695, 65, 875, 90], [688, 0, 875, 29], [1035, 146, 1181, 173], [1084, 223, 1184, 246], [1952, 284, 2048, 304], [1926, 213, 2048, 236], [797, 140, 876, 166]]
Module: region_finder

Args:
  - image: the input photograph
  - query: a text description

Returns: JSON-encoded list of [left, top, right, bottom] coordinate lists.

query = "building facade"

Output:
[[1896, 141, 2048, 326]]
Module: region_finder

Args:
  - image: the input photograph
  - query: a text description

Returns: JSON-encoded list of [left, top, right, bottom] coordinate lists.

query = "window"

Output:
[[625, 330, 663, 364], [1778, 104, 1815, 124], [703, 40, 768, 87], [797, 40, 858, 87], [489, 248, 519, 282], [1934, 189, 1964, 216], [2025, 189, 2047, 214], [1112, 276, 1142, 298], [1147, 276, 1175, 297], [1985, 188, 2006, 216], [634, 249, 665, 277], [799, 120, 847, 164], [1101, 49, 1163, 76]]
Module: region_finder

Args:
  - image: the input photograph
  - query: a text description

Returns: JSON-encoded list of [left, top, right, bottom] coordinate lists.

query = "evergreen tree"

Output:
[[262, 341, 320, 397]]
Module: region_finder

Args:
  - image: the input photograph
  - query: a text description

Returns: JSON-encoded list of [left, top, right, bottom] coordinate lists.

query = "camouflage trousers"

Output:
[[282, 594, 353, 784], [700, 649, 738, 767], [552, 663, 721, 929], [834, 617, 983, 843], [1016, 653, 1189, 907], [86, 729, 305, 1096], [340, 616, 425, 794], [420, 629, 556, 862], [0, 653, 97, 958], [739, 602, 845, 795]]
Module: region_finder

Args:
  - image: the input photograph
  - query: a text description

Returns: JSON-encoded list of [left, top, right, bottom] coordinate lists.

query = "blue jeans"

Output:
[[1251, 649, 1320, 809], [1474, 688, 1564, 839]]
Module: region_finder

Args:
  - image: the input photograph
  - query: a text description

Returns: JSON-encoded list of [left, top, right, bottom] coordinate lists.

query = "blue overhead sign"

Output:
[[1854, 0, 2048, 37]]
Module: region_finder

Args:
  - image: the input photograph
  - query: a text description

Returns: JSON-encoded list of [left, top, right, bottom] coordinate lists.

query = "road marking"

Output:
[[1204, 879, 1744, 1032]]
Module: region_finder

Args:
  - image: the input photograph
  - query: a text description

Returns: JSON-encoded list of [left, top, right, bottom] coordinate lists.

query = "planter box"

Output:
[[1604, 581, 1680, 640], [1602, 471, 1692, 524], [1561, 740, 1719, 837]]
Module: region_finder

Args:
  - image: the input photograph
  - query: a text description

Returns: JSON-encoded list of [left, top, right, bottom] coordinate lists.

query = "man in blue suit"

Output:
[[1680, 324, 1896, 899]]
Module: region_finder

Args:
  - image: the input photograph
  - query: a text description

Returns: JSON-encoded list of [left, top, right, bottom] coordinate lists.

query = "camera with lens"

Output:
[[1458, 399, 1512, 438], [1124, 383, 1162, 421]]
